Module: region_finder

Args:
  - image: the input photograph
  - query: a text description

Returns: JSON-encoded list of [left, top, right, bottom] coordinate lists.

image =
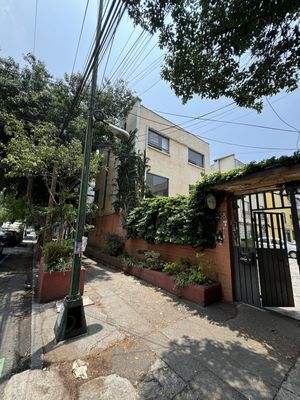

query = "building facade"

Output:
[[95, 101, 210, 215], [211, 154, 245, 173]]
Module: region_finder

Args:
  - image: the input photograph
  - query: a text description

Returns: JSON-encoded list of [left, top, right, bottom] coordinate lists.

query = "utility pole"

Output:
[[55, 0, 104, 342]]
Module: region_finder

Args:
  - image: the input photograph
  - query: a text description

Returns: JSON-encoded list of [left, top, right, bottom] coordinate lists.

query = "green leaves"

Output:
[[125, 0, 300, 110], [125, 192, 217, 248]]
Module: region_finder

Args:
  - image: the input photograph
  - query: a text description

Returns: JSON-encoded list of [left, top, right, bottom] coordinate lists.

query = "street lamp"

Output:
[[54, 114, 129, 343]]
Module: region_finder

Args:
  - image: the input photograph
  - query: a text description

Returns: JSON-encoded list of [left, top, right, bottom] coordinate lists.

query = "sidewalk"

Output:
[[3, 255, 300, 399]]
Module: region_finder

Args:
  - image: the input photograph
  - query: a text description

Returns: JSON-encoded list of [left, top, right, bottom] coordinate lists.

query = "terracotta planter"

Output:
[[38, 257, 85, 303], [85, 248, 221, 307]]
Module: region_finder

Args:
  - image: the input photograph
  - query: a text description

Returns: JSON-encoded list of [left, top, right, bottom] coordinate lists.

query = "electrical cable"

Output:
[[150, 110, 299, 134], [111, 32, 150, 83], [109, 31, 147, 83], [138, 78, 161, 96], [71, 0, 90, 75], [129, 54, 164, 86], [60, 0, 124, 135], [33, 0, 38, 54], [127, 111, 298, 151], [266, 97, 300, 150], [106, 26, 136, 78]]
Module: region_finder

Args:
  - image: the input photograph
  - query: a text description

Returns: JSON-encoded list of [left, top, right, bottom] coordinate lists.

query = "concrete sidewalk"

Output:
[[3, 256, 300, 399]]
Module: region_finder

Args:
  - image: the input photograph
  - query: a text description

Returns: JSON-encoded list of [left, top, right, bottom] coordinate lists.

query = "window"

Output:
[[146, 173, 169, 196], [188, 148, 204, 167], [148, 129, 169, 153]]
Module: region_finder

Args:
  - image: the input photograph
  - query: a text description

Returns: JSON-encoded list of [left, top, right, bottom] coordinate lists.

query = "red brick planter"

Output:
[[38, 257, 85, 303], [86, 248, 221, 307]]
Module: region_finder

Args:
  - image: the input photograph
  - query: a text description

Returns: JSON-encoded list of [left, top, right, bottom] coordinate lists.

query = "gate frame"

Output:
[[230, 186, 299, 308]]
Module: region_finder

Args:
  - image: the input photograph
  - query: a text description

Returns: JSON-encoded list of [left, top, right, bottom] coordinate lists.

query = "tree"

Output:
[[125, 0, 300, 110], [0, 54, 137, 237], [114, 129, 149, 219]]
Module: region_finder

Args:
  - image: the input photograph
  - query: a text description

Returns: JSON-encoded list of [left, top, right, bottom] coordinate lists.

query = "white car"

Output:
[[257, 237, 297, 258]]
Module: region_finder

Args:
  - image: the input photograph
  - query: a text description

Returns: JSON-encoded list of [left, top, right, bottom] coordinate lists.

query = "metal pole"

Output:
[[69, 0, 103, 295], [54, 0, 103, 342]]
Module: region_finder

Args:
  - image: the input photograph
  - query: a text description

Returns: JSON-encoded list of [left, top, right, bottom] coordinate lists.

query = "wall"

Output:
[[128, 104, 211, 196], [95, 102, 211, 215], [88, 198, 234, 302], [211, 154, 245, 173]]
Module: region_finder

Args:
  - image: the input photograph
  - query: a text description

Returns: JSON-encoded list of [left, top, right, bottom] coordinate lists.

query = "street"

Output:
[[0, 243, 33, 396]]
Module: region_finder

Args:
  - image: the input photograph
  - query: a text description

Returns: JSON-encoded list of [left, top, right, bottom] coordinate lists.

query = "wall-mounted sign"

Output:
[[205, 194, 217, 210]]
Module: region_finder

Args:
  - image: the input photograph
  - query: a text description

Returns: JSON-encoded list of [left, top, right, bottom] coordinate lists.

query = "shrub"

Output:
[[43, 241, 72, 272], [162, 262, 186, 275], [162, 255, 213, 288], [105, 233, 124, 256], [119, 253, 145, 270], [143, 250, 162, 270]]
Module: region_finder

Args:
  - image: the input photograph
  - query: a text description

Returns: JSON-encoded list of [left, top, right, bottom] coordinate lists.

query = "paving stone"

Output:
[[137, 379, 169, 400], [275, 387, 300, 400], [78, 374, 138, 400], [149, 359, 187, 398], [3, 369, 70, 400]]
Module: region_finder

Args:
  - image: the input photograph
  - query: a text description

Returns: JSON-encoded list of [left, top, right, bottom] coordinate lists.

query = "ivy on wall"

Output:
[[125, 190, 222, 248]]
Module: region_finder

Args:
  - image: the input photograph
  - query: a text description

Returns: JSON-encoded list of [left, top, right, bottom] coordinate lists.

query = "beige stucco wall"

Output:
[[211, 154, 245, 173], [97, 102, 211, 214], [127, 102, 210, 196]]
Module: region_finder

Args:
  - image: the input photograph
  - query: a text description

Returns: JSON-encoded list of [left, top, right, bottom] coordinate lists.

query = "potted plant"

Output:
[[38, 241, 85, 302]]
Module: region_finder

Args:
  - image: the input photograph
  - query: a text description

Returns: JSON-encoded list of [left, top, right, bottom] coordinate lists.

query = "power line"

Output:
[[129, 54, 163, 85], [60, 0, 125, 135], [138, 78, 161, 96], [71, 0, 90, 75], [266, 97, 300, 150], [152, 109, 299, 134], [106, 26, 136, 78], [33, 0, 38, 54], [158, 102, 235, 134], [127, 110, 298, 151], [100, 25, 117, 87]]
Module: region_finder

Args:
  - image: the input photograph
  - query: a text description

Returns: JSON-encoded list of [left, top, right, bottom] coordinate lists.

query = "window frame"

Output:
[[188, 148, 205, 168], [148, 128, 170, 153], [146, 172, 169, 197]]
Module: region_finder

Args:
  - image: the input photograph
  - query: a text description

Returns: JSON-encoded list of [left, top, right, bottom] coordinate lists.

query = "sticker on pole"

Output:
[[74, 241, 82, 255]]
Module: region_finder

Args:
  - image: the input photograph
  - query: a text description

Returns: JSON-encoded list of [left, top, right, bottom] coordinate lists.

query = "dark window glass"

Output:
[[146, 173, 169, 196], [148, 129, 169, 153], [188, 149, 204, 167]]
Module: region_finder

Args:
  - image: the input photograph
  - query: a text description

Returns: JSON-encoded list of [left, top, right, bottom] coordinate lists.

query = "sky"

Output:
[[1, 0, 300, 165]]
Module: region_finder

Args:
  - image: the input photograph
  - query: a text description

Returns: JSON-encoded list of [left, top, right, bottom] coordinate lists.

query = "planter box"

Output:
[[38, 257, 85, 303], [85, 247, 221, 307]]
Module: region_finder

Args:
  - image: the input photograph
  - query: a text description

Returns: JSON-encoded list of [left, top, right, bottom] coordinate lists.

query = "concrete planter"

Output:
[[86, 248, 221, 307], [38, 257, 85, 303]]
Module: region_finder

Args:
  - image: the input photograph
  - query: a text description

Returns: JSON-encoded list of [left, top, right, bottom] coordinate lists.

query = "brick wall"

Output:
[[88, 198, 234, 302]]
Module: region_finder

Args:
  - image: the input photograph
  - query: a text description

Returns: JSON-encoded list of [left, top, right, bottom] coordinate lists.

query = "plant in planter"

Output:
[[43, 241, 72, 272], [137, 248, 162, 270], [105, 233, 124, 256], [162, 255, 213, 288], [38, 240, 85, 302], [119, 253, 145, 271]]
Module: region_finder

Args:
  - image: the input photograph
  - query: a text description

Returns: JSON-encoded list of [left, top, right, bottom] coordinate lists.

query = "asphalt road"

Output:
[[0, 242, 33, 394]]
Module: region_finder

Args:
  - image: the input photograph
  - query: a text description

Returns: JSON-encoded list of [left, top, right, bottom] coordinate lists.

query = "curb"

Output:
[[30, 250, 43, 369]]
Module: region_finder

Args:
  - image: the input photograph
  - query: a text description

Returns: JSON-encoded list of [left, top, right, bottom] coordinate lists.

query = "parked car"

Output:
[[257, 237, 297, 258], [0, 230, 20, 247]]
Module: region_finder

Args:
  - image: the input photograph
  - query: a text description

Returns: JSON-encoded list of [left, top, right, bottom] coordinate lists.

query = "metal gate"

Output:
[[232, 189, 295, 308]]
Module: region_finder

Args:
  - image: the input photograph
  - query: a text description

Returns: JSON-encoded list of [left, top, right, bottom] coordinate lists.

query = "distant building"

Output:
[[211, 154, 245, 173], [95, 101, 210, 215]]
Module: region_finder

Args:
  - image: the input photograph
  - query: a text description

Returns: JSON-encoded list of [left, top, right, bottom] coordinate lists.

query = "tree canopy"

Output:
[[0, 54, 137, 235], [125, 0, 300, 110]]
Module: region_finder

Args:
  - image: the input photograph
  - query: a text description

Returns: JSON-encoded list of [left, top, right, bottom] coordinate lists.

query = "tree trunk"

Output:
[[43, 166, 58, 244]]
